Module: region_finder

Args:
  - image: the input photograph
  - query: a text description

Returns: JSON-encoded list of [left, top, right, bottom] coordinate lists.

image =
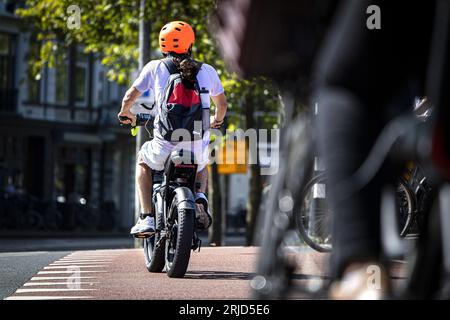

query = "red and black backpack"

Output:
[[158, 58, 204, 142]]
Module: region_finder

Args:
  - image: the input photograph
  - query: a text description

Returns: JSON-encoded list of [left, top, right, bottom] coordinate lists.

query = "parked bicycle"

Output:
[[252, 103, 449, 299], [296, 99, 433, 253]]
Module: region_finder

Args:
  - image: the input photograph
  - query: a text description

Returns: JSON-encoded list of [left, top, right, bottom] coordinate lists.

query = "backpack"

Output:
[[158, 58, 205, 142]]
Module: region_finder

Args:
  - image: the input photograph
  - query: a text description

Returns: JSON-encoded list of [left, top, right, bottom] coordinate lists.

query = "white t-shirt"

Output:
[[133, 59, 224, 104], [132, 59, 224, 142]]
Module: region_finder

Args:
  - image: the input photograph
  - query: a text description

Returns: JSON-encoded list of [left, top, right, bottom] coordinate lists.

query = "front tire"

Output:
[[165, 193, 195, 278], [397, 179, 416, 237]]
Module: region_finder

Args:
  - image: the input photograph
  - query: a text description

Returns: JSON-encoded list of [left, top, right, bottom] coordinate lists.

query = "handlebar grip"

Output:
[[119, 116, 132, 122], [119, 113, 153, 127]]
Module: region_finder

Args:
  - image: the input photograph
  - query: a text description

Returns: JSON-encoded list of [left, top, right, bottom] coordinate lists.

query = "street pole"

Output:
[[135, 0, 151, 248]]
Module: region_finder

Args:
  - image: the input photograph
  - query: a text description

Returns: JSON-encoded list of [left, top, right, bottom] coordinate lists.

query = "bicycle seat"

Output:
[[164, 149, 197, 175]]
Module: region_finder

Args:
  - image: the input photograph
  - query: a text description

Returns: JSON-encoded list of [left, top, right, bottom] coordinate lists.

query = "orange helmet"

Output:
[[159, 21, 195, 54]]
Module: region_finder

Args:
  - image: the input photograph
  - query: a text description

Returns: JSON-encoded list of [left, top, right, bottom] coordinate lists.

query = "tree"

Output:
[[16, 0, 220, 84]]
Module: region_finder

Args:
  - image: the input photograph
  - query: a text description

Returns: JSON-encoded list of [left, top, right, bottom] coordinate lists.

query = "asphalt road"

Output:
[[0, 236, 134, 253], [2, 245, 410, 300], [0, 251, 69, 299]]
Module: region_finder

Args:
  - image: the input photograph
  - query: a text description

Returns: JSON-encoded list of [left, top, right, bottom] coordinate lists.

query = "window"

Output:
[[75, 50, 88, 106], [97, 70, 104, 105], [0, 32, 17, 111], [27, 40, 41, 103], [75, 65, 87, 103], [5, 0, 18, 13], [27, 71, 41, 103], [0, 33, 10, 56], [54, 146, 91, 203], [55, 49, 68, 104], [0, 33, 14, 90], [53, 45, 90, 105], [98, 71, 113, 105]]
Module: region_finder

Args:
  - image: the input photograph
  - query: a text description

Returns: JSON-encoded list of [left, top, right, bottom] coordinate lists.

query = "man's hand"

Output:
[[210, 115, 224, 129], [118, 109, 136, 125]]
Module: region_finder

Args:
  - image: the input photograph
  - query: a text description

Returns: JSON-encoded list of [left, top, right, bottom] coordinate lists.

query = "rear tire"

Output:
[[165, 194, 195, 278], [144, 202, 165, 272]]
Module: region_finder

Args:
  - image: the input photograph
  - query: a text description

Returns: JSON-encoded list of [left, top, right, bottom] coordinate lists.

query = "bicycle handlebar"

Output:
[[119, 113, 154, 127]]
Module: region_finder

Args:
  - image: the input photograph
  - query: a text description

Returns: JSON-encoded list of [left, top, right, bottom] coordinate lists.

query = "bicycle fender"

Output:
[[173, 187, 196, 211]]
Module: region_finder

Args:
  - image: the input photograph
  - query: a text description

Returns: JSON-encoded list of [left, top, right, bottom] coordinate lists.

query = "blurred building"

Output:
[[0, 2, 136, 231]]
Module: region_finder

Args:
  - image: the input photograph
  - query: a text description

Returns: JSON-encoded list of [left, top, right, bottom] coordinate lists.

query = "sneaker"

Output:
[[195, 193, 212, 230], [130, 216, 155, 238]]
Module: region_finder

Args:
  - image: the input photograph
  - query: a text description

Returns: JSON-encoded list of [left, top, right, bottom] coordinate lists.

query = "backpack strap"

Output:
[[194, 62, 203, 92], [161, 58, 178, 75]]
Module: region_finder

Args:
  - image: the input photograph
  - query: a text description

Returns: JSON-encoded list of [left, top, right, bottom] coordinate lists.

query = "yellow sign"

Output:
[[216, 140, 247, 174]]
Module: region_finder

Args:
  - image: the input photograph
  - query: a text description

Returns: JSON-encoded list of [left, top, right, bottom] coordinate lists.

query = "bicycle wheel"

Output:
[[295, 172, 332, 253], [410, 165, 433, 235], [404, 195, 443, 299], [165, 190, 195, 278], [144, 201, 166, 272], [397, 179, 416, 237], [253, 115, 314, 299]]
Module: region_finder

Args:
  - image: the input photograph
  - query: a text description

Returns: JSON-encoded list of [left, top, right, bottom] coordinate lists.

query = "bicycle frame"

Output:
[[154, 150, 201, 251]]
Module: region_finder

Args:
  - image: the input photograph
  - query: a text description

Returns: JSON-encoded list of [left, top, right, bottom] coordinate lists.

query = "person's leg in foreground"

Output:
[[314, 0, 434, 299]]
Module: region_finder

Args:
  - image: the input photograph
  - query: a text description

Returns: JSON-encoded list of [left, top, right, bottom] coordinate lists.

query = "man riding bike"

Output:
[[118, 21, 228, 238]]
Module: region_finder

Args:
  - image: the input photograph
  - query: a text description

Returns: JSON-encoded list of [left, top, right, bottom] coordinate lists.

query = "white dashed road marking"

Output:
[[30, 276, 99, 280], [16, 288, 97, 293], [44, 264, 108, 270], [38, 270, 107, 274], [53, 262, 112, 265], [24, 282, 100, 286], [5, 296, 94, 300], [5, 250, 120, 300]]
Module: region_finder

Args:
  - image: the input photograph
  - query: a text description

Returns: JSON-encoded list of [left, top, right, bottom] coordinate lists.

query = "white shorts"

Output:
[[138, 133, 210, 172]]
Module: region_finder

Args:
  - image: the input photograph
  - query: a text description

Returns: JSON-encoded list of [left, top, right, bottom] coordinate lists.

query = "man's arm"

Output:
[[210, 93, 228, 128], [117, 87, 142, 124]]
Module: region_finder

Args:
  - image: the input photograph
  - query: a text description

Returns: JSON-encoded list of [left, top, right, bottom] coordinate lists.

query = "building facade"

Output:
[[0, 2, 136, 232]]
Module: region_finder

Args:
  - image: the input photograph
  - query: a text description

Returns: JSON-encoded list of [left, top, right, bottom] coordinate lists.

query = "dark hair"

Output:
[[166, 52, 201, 82]]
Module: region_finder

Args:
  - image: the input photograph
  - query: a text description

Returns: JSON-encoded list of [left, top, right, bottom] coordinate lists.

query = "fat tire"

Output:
[[144, 203, 166, 272], [165, 194, 195, 278]]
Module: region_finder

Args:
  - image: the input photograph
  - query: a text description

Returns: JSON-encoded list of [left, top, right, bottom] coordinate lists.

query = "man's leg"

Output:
[[195, 166, 208, 193], [130, 155, 155, 236], [194, 166, 212, 230], [136, 155, 153, 214]]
